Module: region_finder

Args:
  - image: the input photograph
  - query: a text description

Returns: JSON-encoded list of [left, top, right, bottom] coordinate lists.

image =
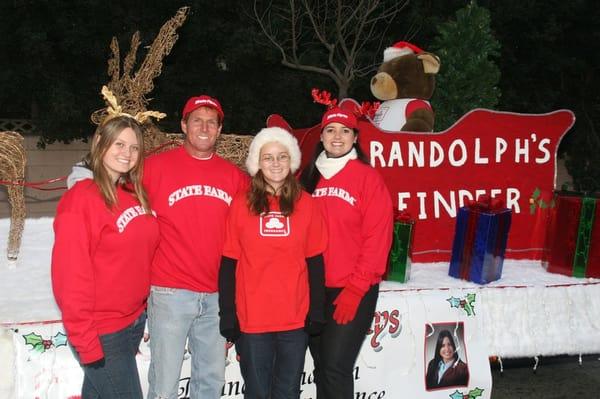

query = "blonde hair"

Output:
[[89, 116, 151, 213]]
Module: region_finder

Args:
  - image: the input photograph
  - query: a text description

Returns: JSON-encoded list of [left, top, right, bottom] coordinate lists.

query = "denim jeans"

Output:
[[236, 328, 308, 399], [147, 287, 225, 399], [80, 311, 146, 399]]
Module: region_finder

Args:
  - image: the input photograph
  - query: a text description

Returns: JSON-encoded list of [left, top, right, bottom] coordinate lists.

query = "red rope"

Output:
[[0, 140, 181, 191], [0, 176, 67, 191]]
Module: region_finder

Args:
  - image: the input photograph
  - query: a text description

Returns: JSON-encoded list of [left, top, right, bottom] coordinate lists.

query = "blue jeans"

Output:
[[236, 328, 308, 399], [81, 311, 146, 399], [147, 287, 225, 399]]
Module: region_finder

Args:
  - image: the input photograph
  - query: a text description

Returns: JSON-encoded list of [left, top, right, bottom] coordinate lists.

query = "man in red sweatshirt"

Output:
[[143, 96, 248, 399]]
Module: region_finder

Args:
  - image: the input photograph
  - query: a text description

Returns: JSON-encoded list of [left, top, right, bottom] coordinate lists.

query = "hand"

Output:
[[221, 325, 241, 343], [333, 284, 365, 325], [304, 318, 326, 336], [220, 312, 241, 343]]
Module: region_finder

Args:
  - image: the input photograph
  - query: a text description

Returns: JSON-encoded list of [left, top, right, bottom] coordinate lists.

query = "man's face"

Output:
[[181, 106, 222, 158]]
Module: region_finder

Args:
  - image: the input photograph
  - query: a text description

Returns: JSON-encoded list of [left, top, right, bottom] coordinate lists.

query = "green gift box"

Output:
[[386, 216, 414, 283], [544, 191, 600, 278]]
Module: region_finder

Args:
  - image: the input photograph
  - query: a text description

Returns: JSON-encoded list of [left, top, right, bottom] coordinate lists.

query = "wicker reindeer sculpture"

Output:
[[92, 6, 252, 168], [1, 7, 254, 261], [0, 131, 26, 260]]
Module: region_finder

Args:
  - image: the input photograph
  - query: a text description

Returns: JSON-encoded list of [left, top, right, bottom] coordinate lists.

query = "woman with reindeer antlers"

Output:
[[51, 87, 163, 398], [300, 104, 393, 399]]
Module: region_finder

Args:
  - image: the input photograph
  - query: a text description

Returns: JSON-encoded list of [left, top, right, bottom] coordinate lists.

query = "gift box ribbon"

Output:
[[573, 197, 596, 277], [394, 210, 413, 223], [466, 194, 505, 212]]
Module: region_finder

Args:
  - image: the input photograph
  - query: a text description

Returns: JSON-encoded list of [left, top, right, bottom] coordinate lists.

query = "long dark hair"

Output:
[[299, 129, 369, 193], [247, 170, 301, 216], [432, 330, 458, 364]]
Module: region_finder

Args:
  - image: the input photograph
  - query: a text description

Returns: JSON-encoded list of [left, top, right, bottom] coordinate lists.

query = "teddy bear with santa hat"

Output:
[[370, 41, 441, 132]]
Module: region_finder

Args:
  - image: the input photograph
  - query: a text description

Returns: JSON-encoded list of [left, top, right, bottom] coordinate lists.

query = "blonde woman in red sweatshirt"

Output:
[[52, 115, 159, 399], [299, 107, 393, 399]]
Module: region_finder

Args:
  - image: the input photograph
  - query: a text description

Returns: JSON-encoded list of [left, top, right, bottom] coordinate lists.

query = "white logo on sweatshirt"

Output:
[[116, 206, 155, 233], [168, 185, 232, 207], [260, 212, 290, 236], [312, 186, 357, 206]]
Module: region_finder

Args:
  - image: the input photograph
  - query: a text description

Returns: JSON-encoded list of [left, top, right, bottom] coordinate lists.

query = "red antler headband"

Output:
[[311, 88, 338, 109]]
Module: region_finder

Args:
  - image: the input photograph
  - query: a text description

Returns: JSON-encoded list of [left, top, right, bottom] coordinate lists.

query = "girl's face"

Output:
[[321, 122, 356, 158], [259, 141, 291, 191], [102, 127, 140, 182], [439, 337, 455, 363]]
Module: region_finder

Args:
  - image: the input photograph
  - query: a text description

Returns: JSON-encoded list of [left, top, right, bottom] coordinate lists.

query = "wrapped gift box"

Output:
[[449, 197, 512, 284], [386, 212, 414, 283], [544, 192, 600, 278]]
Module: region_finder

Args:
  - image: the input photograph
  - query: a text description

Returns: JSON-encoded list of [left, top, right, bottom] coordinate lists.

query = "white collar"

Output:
[[191, 152, 214, 161], [315, 148, 357, 179]]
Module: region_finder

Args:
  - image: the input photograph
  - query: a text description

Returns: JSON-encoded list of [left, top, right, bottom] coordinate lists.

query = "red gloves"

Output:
[[333, 283, 366, 325]]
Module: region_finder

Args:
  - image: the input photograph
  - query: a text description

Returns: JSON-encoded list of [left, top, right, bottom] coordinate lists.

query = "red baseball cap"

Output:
[[182, 95, 224, 120], [320, 107, 358, 129]]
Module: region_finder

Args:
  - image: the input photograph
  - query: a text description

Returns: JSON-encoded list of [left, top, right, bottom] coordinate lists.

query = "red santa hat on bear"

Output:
[[383, 41, 424, 62]]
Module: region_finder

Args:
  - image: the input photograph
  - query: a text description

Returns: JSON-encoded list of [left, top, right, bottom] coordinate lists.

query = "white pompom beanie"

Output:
[[245, 127, 302, 176]]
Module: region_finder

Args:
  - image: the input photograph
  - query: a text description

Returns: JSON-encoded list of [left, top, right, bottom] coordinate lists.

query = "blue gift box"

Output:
[[449, 204, 512, 284]]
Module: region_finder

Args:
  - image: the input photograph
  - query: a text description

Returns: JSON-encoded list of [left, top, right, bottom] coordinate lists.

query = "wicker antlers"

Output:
[[91, 6, 189, 128], [0, 131, 26, 260]]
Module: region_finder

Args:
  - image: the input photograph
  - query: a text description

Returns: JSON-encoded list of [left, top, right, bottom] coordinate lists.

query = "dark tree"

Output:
[[486, 0, 600, 191], [251, 0, 409, 99], [430, 1, 501, 131]]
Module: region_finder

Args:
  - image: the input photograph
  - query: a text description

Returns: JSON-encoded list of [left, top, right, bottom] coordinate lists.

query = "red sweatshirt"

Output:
[[143, 146, 248, 292], [223, 191, 327, 333], [51, 180, 159, 364], [312, 159, 393, 291]]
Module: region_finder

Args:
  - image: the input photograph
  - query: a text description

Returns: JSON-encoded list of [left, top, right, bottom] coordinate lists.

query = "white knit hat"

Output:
[[245, 127, 302, 176]]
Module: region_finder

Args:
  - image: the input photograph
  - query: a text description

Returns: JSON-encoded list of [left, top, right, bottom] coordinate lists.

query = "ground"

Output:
[[491, 355, 600, 398]]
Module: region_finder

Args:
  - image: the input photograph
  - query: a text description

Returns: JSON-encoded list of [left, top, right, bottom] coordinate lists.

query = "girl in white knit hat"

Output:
[[218, 127, 327, 399]]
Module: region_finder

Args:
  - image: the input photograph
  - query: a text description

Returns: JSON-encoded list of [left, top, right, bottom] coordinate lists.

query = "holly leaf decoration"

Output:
[[463, 293, 476, 316], [532, 188, 541, 200], [447, 297, 461, 308], [23, 332, 44, 352], [463, 302, 475, 316], [468, 387, 485, 398], [448, 294, 476, 316], [449, 390, 464, 399], [53, 332, 68, 347]]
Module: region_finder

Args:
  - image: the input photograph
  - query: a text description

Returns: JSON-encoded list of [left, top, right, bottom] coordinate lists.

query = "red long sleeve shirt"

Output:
[[143, 147, 248, 292], [51, 180, 159, 364], [223, 192, 327, 333], [312, 159, 393, 291]]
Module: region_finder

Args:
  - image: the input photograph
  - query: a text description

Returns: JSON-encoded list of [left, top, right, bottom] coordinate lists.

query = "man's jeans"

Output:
[[81, 312, 146, 399], [236, 328, 308, 399], [147, 287, 225, 399]]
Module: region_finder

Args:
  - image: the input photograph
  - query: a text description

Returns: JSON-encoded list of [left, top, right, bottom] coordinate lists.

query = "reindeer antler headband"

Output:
[[311, 88, 380, 119], [101, 85, 166, 124]]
